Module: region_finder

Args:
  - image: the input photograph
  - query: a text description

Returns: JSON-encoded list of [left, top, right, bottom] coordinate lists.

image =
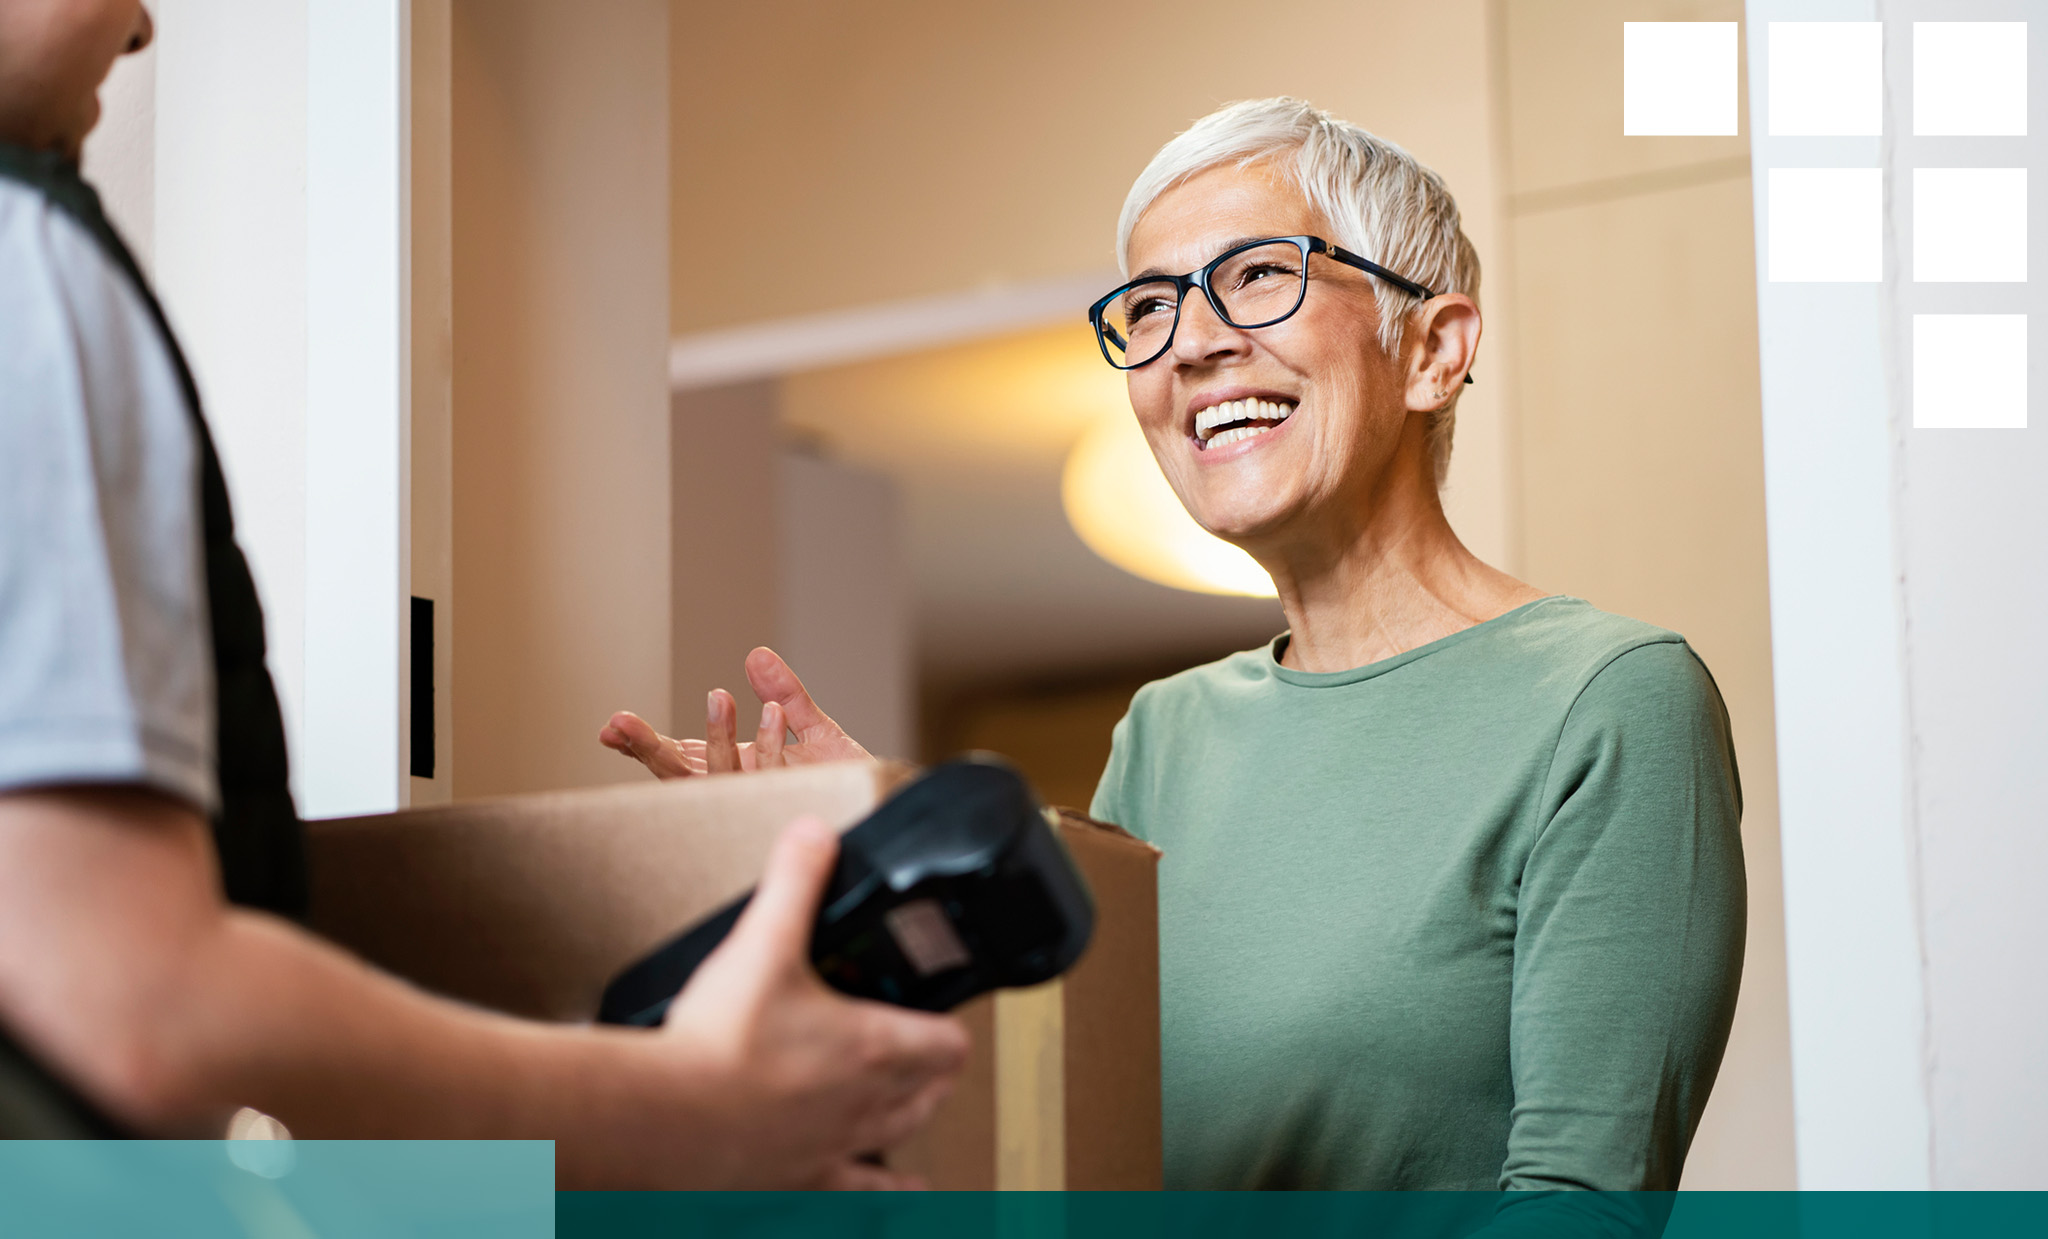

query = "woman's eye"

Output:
[[1238, 262, 1295, 286], [1128, 297, 1172, 320]]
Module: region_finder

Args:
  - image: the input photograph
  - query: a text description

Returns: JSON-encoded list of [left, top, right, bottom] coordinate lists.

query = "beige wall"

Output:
[[779, 453, 916, 763], [670, 0, 1503, 331], [669, 391, 919, 763], [450, 0, 672, 797], [410, 0, 455, 805], [1494, 0, 1793, 1188], [671, 381, 780, 738]]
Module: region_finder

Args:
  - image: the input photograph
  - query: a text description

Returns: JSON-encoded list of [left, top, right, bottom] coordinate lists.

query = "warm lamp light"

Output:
[[1061, 412, 1276, 598]]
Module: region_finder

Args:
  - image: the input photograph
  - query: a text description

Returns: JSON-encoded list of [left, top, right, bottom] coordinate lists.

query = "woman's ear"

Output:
[[1403, 294, 1482, 410]]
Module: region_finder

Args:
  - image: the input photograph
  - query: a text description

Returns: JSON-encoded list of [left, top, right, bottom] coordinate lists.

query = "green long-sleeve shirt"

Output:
[[1090, 596, 1745, 1192]]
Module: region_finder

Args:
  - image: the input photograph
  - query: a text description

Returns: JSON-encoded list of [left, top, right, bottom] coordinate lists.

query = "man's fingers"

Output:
[[705, 690, 741, 774], [838, 1006, 970, 1151], [851, 1071, 962, 1156], [725, 815, 838, 965], [600, 712, 694, 779], [870, 1007, 972, 1081], [755, 701, 787, 768]]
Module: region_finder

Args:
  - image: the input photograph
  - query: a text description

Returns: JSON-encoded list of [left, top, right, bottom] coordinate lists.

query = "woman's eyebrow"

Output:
[[1132, 236, 1276, 282]]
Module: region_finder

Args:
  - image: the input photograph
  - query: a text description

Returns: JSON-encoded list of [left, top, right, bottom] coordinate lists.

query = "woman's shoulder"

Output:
[[1509, 597, 1710, 688], [1509, 599, 1729, 747], [1120, 639, 1282, 719]]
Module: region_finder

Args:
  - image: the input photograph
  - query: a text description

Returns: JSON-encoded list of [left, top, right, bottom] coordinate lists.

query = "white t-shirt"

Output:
[[0, 175, 217, 813]]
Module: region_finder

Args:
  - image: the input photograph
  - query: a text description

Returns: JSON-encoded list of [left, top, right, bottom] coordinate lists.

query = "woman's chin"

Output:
[[1188, 500, 1301, 548]]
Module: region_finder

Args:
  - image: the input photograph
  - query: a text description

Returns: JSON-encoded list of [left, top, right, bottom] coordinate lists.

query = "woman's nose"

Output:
[[1169, 289, 1248, 366]]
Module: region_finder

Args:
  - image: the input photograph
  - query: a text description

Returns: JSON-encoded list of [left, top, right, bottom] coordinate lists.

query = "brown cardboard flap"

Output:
[[304, 762, 886, 1021], [1052, 811, 1163, 1189], [1051, 806, 1158, 851], [890, 809, 1163, 1190]]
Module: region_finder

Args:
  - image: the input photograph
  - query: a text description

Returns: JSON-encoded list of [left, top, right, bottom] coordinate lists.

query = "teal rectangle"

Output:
[[0, 1140, 552, 1237], [558, 1190, 2048, 1239]]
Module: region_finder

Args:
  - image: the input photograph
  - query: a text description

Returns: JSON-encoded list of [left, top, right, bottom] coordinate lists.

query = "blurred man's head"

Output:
[[0, 0, 152, 161]]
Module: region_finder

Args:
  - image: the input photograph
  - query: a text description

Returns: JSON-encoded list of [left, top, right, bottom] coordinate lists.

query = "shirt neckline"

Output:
[[1265, 595, 1573, 688]]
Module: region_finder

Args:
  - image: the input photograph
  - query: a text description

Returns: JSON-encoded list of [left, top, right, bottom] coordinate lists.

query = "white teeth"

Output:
[[1194, 398, 1295, 446], [1205, 424, 1274, 449]]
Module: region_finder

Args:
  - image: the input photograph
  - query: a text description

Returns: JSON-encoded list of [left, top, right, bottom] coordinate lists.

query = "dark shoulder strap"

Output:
[[0, 146, 307, 915]]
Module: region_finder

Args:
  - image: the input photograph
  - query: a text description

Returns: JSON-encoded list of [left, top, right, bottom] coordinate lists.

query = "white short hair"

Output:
[[1116, 97, 1480, 484]]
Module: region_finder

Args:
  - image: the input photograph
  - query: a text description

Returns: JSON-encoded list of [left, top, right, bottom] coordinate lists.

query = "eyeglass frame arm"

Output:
[[1310, 237, 1436, 300]]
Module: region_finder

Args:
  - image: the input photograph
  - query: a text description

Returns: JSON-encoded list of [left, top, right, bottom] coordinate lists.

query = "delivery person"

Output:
[[0, 0, 966, 1186]]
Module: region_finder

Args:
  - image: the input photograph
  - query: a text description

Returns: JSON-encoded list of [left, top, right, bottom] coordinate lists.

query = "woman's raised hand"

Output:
[[598, 647, 872, 779]]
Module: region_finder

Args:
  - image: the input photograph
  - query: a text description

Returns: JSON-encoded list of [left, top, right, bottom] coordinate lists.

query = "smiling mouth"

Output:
[[1194, 398, 1296, 450]]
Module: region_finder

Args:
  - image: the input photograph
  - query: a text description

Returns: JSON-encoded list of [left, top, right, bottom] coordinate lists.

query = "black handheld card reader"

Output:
[[596, 755, 1095, 1025]]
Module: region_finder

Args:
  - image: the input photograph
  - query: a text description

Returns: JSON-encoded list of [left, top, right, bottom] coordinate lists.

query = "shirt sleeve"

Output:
[[1501, 639, 1745, 1191], [0, 181, 218, 813], [1088, 712, 1131, 828], [1090, 678, 1160, 834]]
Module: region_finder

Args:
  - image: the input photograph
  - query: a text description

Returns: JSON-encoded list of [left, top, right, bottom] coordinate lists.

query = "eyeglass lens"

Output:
[[1097, 240, 1309, 368]]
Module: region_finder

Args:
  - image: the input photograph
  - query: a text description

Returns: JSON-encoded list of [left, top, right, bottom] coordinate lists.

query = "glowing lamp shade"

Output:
[[1061, 412, 1276, 598]]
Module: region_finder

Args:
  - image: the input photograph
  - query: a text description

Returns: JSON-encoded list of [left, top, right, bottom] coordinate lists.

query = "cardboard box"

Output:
[[888, 808, 1162, 1190], [303, 762, 1161, 1189]]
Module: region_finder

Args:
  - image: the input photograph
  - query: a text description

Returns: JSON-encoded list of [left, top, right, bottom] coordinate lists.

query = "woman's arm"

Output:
[[1502, 640, 1747, 1193]]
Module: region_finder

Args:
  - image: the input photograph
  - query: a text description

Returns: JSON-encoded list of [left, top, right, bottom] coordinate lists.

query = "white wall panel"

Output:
[[152, 0, 314, 803], [1751, 0, 2048, 1188], [147, 1, 414, 818], [304, 0, 408, 817]]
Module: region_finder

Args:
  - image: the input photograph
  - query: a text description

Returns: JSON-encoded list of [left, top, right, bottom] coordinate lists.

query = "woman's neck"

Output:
[[1261, 466, 1543, 674]]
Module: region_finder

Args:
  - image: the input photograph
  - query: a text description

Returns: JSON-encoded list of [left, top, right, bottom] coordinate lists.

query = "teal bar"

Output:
[[0, 1140, 552, 1237], [559, 1190, 2048, 1239]]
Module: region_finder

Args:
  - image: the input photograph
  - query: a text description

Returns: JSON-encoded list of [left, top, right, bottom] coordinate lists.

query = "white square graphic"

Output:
[[1769, 168, 1883, 282], [1915, 168, 2027, 282], [1770, 22, 1883, 136], [1915, 315, 2028, 428], [1624, 22, 1739, 135], [1915, 22, 2029, 136]]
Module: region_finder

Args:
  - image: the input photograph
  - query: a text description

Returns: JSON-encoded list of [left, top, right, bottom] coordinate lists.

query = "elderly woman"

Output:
[[605, 97, 1744, 1195]]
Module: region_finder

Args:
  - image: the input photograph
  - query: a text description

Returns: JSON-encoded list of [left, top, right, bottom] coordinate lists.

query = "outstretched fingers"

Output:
[[705, 690, 743, 774], [755, 700, 787, 768], [745, 648, 834, 743], [599, 711, 695, 779]]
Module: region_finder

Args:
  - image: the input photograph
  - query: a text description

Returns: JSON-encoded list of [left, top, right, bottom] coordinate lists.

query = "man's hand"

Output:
[[599, 647, 870, 778], [0, 790, 967, 1187], [660, 816, 968, 1189]]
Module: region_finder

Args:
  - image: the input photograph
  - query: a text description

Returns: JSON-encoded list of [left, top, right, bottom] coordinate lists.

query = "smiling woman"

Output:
[[1082, 98, 1745, 1203], [606, 96, 1746, 1208]]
